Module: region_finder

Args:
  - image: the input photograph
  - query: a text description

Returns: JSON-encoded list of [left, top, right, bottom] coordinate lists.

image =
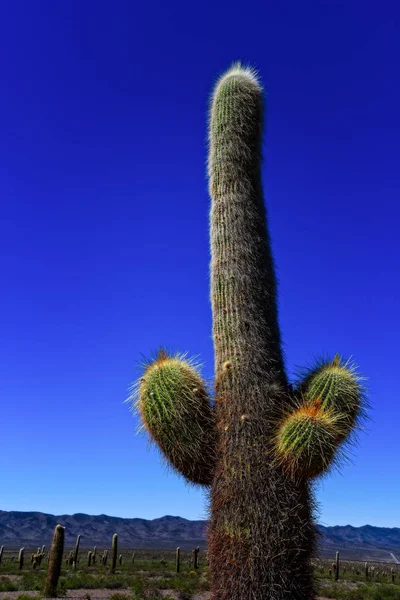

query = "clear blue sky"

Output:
[[1, 1, 399, 528]]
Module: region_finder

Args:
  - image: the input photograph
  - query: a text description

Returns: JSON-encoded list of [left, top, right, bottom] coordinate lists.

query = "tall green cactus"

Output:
[[44, 524, 65, 598], [130, 63, 365, 600]]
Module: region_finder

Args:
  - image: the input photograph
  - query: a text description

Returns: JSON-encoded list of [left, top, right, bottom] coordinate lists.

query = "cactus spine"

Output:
[[131, 63, 365, 600], [111, 534, 118, 574], [44, 524, 65, 598]]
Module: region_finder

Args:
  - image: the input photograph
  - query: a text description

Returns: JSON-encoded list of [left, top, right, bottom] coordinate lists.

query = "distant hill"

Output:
[[0, 510, 399, 561]]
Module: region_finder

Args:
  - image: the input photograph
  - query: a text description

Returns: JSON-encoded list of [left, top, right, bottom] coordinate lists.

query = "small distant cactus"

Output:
[[44, 524, 65, 598], [73, 534, 81, 565], [131, 551, 135, 565], [88, 551, 92, 567], [119, 554, 122, 565], [193, 547, 200, 569], [0, 546, 3, 564], [19, 547, 24, 570], [111, 534, 118, 573], [176, 547, 180, 573], [335, 552, 339, 581]]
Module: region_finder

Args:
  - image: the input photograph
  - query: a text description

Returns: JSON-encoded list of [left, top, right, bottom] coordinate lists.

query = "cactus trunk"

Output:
[[44, 524, 65, 598], [206, 65, 316, 600]]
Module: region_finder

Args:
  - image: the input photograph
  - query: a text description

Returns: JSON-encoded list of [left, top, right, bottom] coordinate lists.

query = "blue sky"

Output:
[[1, 1, 399, 528]]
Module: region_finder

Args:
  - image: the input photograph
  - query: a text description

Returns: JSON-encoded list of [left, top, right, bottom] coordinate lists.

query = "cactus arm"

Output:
[[274, 355, 366, 479], [131, 348, 216, 486], [295, 354, 366, 436]]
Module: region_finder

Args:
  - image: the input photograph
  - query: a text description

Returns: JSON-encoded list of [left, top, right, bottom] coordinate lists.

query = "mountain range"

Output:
[[0, 511, 399, 562]]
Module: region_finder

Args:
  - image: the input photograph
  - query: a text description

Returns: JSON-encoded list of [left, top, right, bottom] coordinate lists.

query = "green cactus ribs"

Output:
[[297, 354, 366, 433], [274, 398, 342, 479], [130, 348, 216, 485], [274, 355, 366, 479]]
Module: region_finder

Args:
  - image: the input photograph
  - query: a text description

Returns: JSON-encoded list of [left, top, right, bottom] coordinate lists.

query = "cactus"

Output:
[[88, 551, 92, 566], [92, 546, 96, 564], [176, 547, 180, 574], [0, 546, 3, 564], [193, 547, 200, 569], [73, 534, 80, 565], [19, 547, 24, 570], [44, 524, 65, 597], [119, 554, 122, 565], [111, 534, 118, 574], [129, 64, 366, 600], [335, 552, 339, 581], [132, 551, 135, 565]]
